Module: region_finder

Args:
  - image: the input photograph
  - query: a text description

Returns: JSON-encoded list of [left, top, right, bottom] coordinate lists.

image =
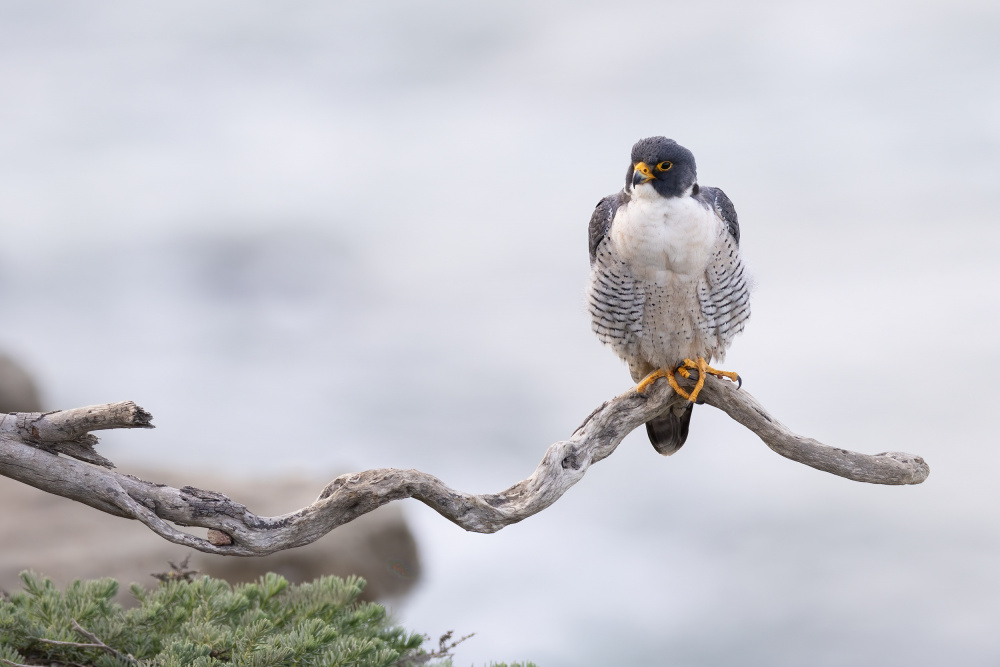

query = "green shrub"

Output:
[[0, 571, 536, 667]]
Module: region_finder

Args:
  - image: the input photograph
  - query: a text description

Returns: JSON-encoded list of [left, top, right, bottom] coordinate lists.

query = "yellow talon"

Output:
[[678, 357, 741, 403], [665, 370, 692, 400], [636, 359, 742, 403], [636, 368, 671, 394], [636, 367, 694, 400]]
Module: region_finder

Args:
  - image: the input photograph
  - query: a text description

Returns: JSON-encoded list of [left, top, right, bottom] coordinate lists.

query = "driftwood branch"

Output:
[[0, 377, 929, 556]]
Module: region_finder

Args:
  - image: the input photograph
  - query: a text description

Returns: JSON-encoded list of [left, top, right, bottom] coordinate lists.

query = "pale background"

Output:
[[1, 1, 998, 665]]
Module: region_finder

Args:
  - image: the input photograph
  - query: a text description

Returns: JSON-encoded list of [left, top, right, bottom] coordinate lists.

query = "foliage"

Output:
[[0, 571, 529, 667]]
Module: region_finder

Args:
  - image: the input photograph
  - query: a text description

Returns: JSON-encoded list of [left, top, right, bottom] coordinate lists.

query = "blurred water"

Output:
[[1, 1, 999, 665]]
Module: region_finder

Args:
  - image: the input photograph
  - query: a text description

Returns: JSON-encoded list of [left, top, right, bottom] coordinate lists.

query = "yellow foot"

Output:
[[634, 365, 708, 401], [636, 359, 742, 402], [636, 368, 672, 395], [675, 357, 742, 403]]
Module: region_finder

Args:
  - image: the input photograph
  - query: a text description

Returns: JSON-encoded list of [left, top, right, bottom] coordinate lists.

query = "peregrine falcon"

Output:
[[587, 137, 750, 455]]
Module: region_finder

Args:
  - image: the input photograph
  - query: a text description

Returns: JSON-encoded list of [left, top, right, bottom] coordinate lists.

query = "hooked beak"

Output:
[[632, 161, 655, 187]]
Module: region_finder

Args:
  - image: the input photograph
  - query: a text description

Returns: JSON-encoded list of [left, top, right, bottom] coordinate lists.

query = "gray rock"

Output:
[[0, 354, 42, 413]]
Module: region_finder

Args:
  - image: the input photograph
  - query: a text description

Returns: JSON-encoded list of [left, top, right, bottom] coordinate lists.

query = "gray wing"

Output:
[[588, 191, 629, 264], [695, 186, 750, 360], [587, 190, 644, 363], [696, 186, 739, 245]]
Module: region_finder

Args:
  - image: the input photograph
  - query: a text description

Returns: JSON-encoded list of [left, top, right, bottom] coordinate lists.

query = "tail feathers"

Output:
[[645, 404, 693, 456]]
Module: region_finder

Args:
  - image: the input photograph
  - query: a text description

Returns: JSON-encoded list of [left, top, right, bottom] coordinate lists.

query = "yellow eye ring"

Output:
[[656, 161, 673, 172]]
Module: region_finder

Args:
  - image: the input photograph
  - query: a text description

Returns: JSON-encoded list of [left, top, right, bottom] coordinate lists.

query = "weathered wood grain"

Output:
[[0, 379, 929, 556]]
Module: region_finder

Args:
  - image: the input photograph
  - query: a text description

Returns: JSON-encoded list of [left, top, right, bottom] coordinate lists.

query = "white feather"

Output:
[[608, 183, 720, 282]]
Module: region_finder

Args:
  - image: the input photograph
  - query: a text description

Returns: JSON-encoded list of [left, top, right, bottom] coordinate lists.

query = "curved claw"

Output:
[[679, 358, 742, 403]]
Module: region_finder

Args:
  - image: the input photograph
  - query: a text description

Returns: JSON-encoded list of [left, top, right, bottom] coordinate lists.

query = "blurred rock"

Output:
[[0, 353, 42, 413], [0, 471, 420, 603], [192, 474, 421, 601]]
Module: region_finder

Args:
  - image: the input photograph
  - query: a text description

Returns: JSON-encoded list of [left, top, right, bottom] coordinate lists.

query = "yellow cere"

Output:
[[633, 161, 655, 179]]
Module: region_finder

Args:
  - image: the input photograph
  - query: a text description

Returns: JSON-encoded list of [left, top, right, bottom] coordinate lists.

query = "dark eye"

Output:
[[656, 161, 673, 172]]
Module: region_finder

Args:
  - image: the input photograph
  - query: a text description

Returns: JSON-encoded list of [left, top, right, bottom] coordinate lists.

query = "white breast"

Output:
[[609, 185, 719, 282]]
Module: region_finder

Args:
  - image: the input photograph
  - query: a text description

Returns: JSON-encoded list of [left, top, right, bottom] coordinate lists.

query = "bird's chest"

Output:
[[609, 195, 718, 282]]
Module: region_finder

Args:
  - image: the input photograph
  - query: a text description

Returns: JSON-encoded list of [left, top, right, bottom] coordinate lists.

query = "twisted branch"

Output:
[[0, 377, 929, 556]]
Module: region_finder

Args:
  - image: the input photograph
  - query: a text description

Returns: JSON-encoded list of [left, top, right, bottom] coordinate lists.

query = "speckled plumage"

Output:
[[587, 137, 750, 454]]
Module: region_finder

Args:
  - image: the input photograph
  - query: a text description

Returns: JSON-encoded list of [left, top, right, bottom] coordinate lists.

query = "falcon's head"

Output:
[[626, 136, 697, 199]]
